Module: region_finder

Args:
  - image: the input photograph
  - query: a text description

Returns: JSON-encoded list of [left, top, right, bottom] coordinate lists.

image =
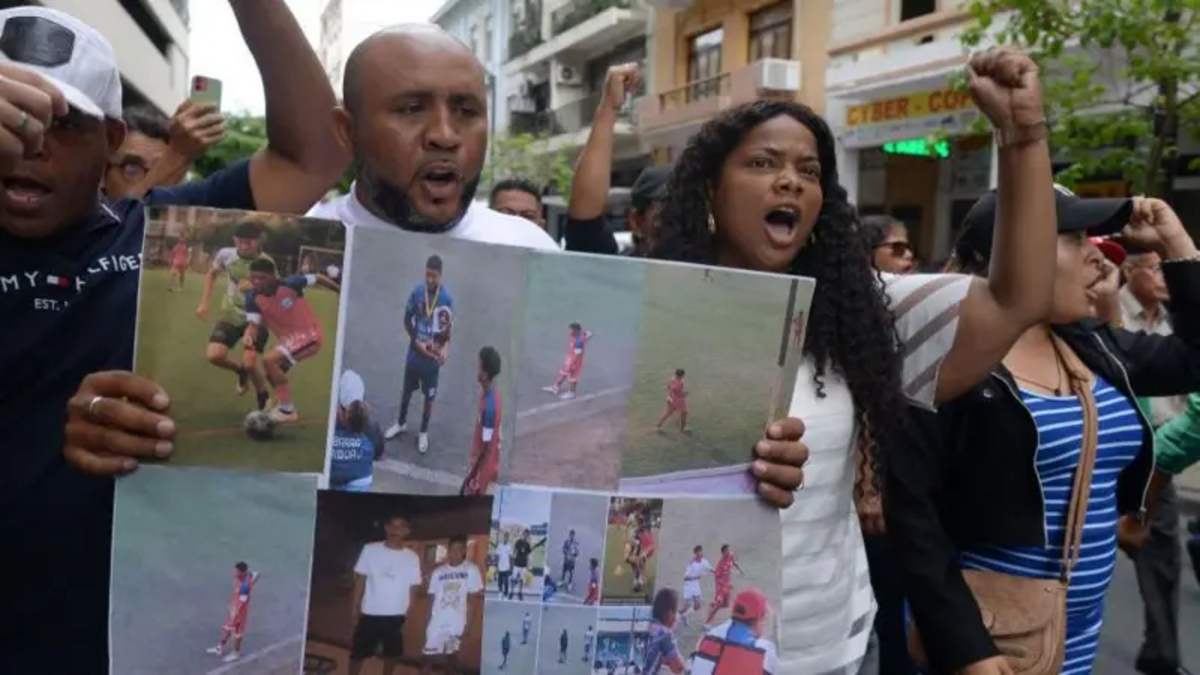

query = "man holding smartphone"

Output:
[[0, 3, 349, 673], [106, 98, 227, 200]]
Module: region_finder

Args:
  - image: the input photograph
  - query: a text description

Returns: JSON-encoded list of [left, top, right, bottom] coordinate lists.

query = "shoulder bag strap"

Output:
[[1052, 333, 1099, 582]]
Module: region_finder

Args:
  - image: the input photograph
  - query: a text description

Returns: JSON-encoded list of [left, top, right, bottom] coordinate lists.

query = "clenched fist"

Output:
[[966, 46, 1044, 132], [602, 63, 640, 110]]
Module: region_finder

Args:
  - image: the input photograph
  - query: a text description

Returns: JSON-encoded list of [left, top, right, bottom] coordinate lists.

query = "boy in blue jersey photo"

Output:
[[330, 369, 385, 492], [386, 254, 454, 455]]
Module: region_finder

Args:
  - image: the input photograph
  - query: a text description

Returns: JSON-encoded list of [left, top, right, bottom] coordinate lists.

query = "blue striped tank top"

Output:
[[960, 376, 1143, 674]]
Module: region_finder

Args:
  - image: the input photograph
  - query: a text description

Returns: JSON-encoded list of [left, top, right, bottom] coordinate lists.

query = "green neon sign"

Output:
[[883, 138, 951, 159]]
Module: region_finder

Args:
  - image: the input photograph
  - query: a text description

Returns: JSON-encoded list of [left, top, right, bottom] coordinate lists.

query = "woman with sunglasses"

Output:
[[650, 46, 1059, 674], [862, 214, 916, 274]]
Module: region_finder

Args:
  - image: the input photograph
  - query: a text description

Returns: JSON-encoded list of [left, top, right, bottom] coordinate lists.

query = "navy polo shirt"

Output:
[[0, 161, 256, 675]]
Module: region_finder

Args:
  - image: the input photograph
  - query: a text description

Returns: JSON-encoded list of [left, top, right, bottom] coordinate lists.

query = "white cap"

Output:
[[339, 370, 365, 408], [0, 7, 122, 119]]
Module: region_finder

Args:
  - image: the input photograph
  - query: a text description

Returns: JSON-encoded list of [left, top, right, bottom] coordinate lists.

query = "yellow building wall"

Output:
[[649, 0, 831, 114]]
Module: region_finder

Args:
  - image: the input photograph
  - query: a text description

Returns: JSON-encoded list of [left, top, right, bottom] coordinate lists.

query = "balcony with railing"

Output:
[[510, 93, 638, 152], [508, 23, 545, 62], [637, 59, 803, 137], [551, 0, 633, 36], [504, 0, 646, 73]]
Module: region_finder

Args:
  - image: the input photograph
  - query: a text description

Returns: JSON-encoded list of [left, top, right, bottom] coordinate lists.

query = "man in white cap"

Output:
[[0, 3, 347, 672]]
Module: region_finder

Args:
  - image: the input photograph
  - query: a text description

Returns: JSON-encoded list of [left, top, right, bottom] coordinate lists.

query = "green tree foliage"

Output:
[[959, 0, 1200, 196], [191, 114, 354, 194], [482, 132, 575, 197]]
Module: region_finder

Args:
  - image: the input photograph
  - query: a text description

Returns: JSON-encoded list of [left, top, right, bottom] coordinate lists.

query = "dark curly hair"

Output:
[[860, 214, 904, 251], [650, 99, 904, 492]]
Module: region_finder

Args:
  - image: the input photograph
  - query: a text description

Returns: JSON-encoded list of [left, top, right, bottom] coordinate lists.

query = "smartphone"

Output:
[[190, 75, 223, 109]]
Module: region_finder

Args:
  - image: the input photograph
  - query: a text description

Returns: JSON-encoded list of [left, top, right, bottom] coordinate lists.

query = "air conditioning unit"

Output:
[[556, 63, 583, 86], [754, 58, 801, 92]]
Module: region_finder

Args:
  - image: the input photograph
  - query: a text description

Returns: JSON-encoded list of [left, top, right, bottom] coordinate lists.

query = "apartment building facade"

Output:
[[431, 0, 511, 134], [636, 0, 827, 165], [29, 0, 190, 114], [502, 0, 653, 186]]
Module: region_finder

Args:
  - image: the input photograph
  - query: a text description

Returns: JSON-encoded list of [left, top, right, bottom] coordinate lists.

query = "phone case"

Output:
[[191, 76, 223, 108]]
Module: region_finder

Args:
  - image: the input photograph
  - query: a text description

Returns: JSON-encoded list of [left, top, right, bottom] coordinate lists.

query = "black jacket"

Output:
[[883, 260, 1200, 675]]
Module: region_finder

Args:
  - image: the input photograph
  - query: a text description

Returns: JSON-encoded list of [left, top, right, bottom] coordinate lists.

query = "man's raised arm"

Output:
[[231, 0, 350, 213]]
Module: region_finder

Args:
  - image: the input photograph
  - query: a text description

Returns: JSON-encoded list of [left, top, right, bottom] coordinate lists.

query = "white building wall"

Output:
[[431, 0, 511, 132], [42, 0, 190, 114]]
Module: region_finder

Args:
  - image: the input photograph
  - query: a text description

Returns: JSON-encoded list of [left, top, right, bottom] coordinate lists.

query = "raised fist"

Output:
[[603, 63, 641, 110], [966, 46, 1043, 131]]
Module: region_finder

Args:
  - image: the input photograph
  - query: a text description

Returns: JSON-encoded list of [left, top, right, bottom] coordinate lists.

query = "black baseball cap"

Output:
[[630, 165, 672, 210], [954, 184, 1133, 264]]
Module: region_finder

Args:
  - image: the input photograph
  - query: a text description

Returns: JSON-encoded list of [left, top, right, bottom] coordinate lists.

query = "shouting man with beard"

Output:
[[308, 24, 566, 248]]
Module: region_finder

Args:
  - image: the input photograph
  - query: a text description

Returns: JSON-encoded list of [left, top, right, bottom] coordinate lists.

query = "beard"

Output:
[[356, 158, 480, 233]]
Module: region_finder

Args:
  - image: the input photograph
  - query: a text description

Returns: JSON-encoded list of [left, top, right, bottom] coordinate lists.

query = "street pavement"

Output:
[[1097, 517, 1199, 673]]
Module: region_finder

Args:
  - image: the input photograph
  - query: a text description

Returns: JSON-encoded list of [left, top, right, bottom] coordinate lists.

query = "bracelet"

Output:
[[994, 120, 1048, 149], [1162, 253, 1200, 265]]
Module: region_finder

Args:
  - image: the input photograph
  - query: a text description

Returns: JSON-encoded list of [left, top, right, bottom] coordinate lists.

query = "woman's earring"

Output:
[[707, 213, 716, 235], [809, 230, 818, 246]]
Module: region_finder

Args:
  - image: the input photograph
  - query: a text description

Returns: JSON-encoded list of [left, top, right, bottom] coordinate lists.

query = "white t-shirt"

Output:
[[495, 542, 513, 572], [354, 541, 423, 617], [306, 188, 558, 250], [778, 272, 969, 674], [683, 558, 713, 582], [428, 561, 484, 630]]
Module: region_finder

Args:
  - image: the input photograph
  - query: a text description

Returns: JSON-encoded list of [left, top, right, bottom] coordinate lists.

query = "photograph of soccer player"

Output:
[[136, 206, 345, 472], [461, 346, 504, 497], [617, 264, 812, 496], [508, 253, 643, 491], [652, 498, 781, 655], [304, 491, 492, 675], [544, 492, 609, 605], [486, 487, 551, 603], [207, 562, 260, 663], [689, 589, 780, 675], [600, 497, 664, 606], [167, 236, 192, 293], [536, 606, 601, 674], [243, 257, 341, 422], [338, 227, 526, 495], [591, 605, 654, 675], [481, 599, 542, 673], [110, 465, 317, 675], [385, 254, 454, 454]]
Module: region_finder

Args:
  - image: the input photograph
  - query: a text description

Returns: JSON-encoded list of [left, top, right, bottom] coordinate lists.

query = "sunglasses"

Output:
[[877, 240, 912, 257]]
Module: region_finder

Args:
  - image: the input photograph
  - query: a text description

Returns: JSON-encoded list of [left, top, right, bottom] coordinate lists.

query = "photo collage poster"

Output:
[[113, 206, 814, 675]]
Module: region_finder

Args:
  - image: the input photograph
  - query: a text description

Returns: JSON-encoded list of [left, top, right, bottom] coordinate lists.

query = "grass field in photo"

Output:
[[621, 265, 797, 479], [135, 267, 340, 472]]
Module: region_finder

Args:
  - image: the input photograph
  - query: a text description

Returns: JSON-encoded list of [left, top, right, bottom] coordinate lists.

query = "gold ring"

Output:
[[87, 395, 105, 421]]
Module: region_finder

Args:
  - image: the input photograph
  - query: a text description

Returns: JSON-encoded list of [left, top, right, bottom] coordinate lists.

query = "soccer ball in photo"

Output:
[[244, 410, 276, 440]]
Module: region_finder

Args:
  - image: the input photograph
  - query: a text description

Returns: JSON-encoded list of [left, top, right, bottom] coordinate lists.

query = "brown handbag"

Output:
[[907, 334, 1099, 675]]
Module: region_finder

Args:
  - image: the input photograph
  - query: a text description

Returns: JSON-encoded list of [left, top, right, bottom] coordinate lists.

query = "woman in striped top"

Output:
[[650, 48, 1068, 674], [886, 194, 1200, 675]]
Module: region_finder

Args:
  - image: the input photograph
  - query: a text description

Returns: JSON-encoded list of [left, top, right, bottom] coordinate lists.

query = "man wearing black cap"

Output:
[[564, 63, 662, 257], [949, 183, 1134, 272]]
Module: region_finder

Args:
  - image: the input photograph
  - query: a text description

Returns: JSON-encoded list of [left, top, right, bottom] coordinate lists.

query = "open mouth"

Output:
[[2, 175, 52, 211], [762, 207, 800, 244], [419, 165, 463, 203]]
